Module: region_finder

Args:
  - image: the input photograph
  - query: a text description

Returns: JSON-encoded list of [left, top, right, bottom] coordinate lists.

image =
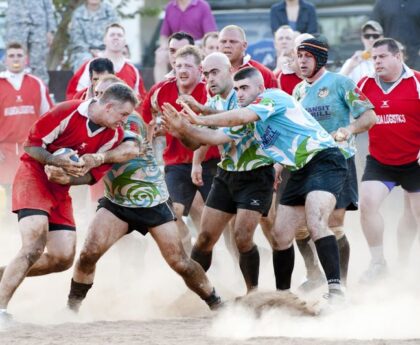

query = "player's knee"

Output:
[[269, 230, 293, 251], [172, 203, 185, 218], [78, 247, 101, 271], [360, 192, 380, 215], [195, 231, 215, 251], [24, 246, 44, 266], [234, 233, 254, 253], [168, 256, 192, 276], [23, 235, 47, 265], [53, 255, 74, 272]]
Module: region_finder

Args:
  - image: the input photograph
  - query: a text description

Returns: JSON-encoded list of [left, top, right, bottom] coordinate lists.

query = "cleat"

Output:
[[359, 261, 388, 284], [320, 289, 346, 314], [298, 275, 326, 293], [67, 298, 83, 313], [0, 310, 14, 328]]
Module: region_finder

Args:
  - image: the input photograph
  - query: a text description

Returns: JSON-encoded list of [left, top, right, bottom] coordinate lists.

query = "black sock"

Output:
[[191, 246, 212, 272], [337, 235, 350, 285], [203, 287, 221, 310], [239, 245, 260, 291], [314, 235, 341, 288], [67, 279, 93, 311], [273, 246, 295, 290], [296, 236, 319, 278]]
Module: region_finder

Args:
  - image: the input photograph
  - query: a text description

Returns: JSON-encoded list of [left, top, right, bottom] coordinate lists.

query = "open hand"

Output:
[[177, 95, 203, 113]]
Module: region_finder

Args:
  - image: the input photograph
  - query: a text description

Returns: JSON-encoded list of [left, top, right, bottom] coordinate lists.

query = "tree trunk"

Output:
[[47, 0, 84, 70]]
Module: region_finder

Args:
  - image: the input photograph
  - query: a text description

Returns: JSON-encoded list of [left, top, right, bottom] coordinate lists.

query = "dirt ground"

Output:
[[0, 184, 419, 345]]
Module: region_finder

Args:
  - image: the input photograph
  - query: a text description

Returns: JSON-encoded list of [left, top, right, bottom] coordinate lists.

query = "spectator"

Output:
[[69, 0, 120, 71], [0, 42, 53, 212], [154, 0, 217, 82], [66, 23, 146, 103], [270, 0, 318, 34], [340, 20, 384, 83], [273, 25, 297, 76], [201, 31, 219, 56], [277, 33, 313, 95], [372, 0, 420, 70], [5, 0, 57, 85], [72, 57, 114, 100], [218, 25, 278, 89]]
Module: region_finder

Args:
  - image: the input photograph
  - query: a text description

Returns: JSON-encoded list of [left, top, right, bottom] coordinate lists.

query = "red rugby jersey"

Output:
[[142, 78, 219, 166], [277, 72, 303, 96], [239, 57, 278, 89], [66, 59, 146, 102], [23, 99, 124, 182], [358, 69, 420, 165], [72, 87, 88, 100], [0, 73, 52, 143]]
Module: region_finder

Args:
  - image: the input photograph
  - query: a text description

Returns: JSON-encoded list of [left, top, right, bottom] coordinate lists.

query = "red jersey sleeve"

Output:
[[66, 61, 90, 100], [140, 81, 163, 124]]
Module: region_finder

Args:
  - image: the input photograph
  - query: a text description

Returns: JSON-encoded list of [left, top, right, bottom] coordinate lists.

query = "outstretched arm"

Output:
[[177, 100, 259, 127], [161, 103, 232, 147]]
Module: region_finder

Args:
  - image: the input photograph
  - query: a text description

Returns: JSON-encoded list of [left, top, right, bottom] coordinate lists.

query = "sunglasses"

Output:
[[363, 33, 381, 40]]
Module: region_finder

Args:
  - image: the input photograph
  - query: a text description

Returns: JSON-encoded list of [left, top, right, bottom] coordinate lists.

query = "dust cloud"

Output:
[[0, 182, 419, 344]]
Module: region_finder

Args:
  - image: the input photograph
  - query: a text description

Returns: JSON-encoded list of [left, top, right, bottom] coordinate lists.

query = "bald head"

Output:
[[203, 52, 231, 70], [202, 53, 233, 98], [218, 25, 248, 67], [220, 25, 247, 42]]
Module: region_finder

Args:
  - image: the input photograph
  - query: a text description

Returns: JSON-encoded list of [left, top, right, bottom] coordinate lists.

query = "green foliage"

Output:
[[48, 0, 159, 69]]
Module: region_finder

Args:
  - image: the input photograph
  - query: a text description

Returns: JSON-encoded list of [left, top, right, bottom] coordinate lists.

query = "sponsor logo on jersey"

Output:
[[380, 100, 390, 108], [376, 114, 406, 124], [318, 87, 329, 98]]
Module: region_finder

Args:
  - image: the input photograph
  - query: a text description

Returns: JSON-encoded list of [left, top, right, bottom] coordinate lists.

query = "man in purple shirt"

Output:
[[154, 0, 217, 82]]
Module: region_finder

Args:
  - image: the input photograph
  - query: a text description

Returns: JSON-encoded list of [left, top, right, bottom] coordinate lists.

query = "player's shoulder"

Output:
[[248, 59, 273, 74], [357, 75, 374, 89], [52, 99, 84, 114], [412, 69, 420, 82]]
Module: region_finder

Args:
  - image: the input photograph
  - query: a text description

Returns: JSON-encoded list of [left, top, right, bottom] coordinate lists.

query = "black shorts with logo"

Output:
[[336, 156, 358, 210], [280, 148, 348, 206], [164, 158, 218, 216], [362, 155, 420, 192], [97, 197, 176, 236], [206, 165, 274, 216]]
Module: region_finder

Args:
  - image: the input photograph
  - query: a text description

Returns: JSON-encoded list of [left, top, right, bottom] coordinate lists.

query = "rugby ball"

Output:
[[53, 148, 79, 162]]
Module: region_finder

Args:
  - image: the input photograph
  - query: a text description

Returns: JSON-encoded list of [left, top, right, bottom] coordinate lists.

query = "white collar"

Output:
[[77, 99, 94, 117]]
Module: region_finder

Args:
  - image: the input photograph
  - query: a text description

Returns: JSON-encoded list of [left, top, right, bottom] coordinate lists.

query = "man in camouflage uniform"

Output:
[[69, 0, 119, 71], [5, 0, 57, 84]]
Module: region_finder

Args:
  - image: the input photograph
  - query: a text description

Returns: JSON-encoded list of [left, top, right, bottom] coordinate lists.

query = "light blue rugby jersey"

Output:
[[293, 71, 373, 158], [246, 88, 339, 170], [206, 89, 273, 171]]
